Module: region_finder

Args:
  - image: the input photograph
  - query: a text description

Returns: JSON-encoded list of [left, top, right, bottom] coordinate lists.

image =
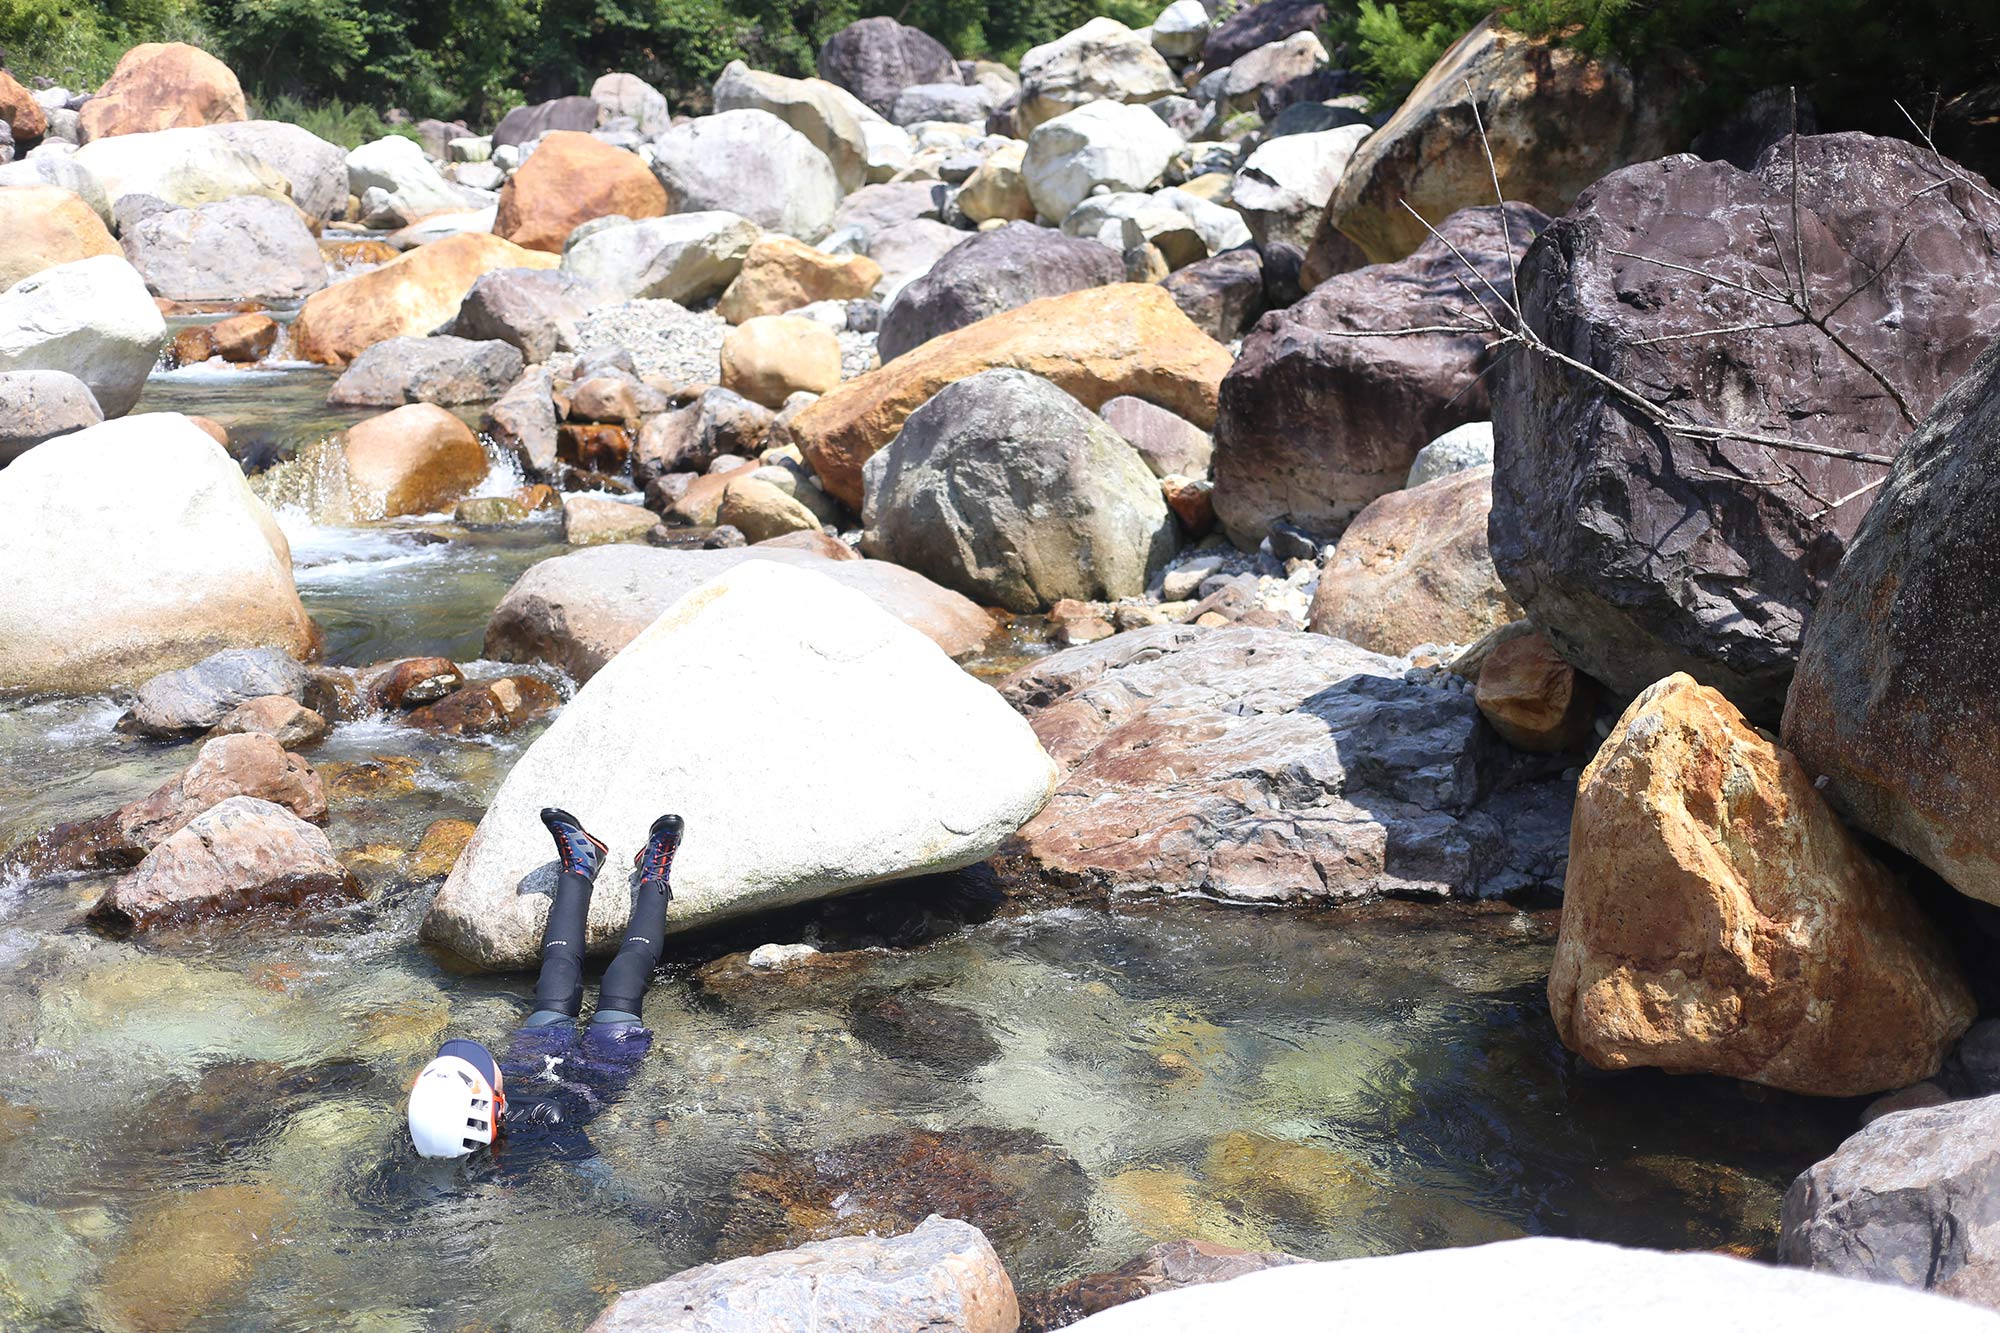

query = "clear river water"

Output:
[[0, 360, 1865, 1331]]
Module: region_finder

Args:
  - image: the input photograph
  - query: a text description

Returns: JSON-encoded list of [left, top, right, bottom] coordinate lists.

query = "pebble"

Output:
[[568, 300, 727, 384]]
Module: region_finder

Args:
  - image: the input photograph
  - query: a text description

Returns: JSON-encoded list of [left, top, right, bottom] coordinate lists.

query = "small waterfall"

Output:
[[252, 436, 359, 525]]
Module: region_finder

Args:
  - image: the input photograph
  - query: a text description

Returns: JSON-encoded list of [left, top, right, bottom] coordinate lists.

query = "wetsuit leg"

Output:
[[531, 869, 593, 1019], [594, 876, 668, 1021]]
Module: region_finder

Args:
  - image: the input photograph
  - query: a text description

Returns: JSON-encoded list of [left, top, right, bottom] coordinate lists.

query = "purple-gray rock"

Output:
[[451, 267, 598, 364], [877, 221, 1123, 362], [493, 96, 600, 149], [326, 335, 525, 407], [1162, 245, 1267, 342], [1199, 0, 1326, 74], [120, 647, 310, 737], [1491, 133, 2000, 717], [816, 17, 961, 117]]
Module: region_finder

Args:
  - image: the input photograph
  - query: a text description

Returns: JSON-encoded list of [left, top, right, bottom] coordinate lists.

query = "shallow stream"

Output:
[[0, 364, 1863, 1331]]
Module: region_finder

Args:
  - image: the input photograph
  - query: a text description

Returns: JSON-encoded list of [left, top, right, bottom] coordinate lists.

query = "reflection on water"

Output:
[[0, 368, 1868, 1331]]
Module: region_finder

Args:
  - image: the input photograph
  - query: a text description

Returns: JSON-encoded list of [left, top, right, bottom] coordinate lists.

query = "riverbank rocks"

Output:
[[0, 370, 102, 465], [863, 369, 1177, 610], [1492, 135, 2000, 718], [592, 72, 670, 136], [1234, 124, 1370, 251], [718, 236, 881, 324], [1200, 0, 1324, 73], [426, 561, 1055, 968], [1001, 624, 1569, 901], [1783, 341, 2000, 908], [1305, 467, 1519, 655], [562, 494, 654, 545], [327, 336, 523, 407], [1214, 203, 1541, 547], [123, 647, 308, 736], [720, 315, 841, 407], [450, 269, 591, 364], [290, 232, 559, 365], [795, 283, 1229, 508], [1016, 17, 1178, 134], [74, 127, 289, 214], [1779, 1094, 2000, 1304], [485, 544, 995, 680], [712, 61, 872, 196], [1549, 673, 1973, 1097], [92, 795, 356, 930], [0, 414, 309, 692], [121, 196, 328, 303], [1161, 247, 1267, 343], [495, 131, 666, 253], [1407, 420, 1493, 487], [816, 17, 959, 118], [341, 404, 488, 519], [561, 211, 760, 305], [0, 254, 165, 418], [1024, 100, 1182, 221], [1323, 16, 1676, 265], [1063, 1237, 2000, 1331], [0, 69, 45, 146], [0, 185, 120, 291], [492, 96, 598, 149], [957, 141, 1033, 224], [346, 134, 474, 221], [211, 120, 348, 224], [78, 43, 246, 142], [652, 110, 840, 241], [878, 221, 1123, 362], [588, 1216, 1016, 1333]]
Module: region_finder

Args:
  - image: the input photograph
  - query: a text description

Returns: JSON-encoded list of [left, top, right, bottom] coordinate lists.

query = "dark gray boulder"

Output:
[[0, 370, 102, 466], [1162, 246, 1267, 342], [816, 17, 959, 117], [860, 368, 1177, 611], [451, 268, 598, 364], [1213, 202, 1544, 547], [483, 365, 557, 475], [121, 648, 310, 737], [1491, 133, 2000, 718], [1199, 0, 1325, 74], [1099, 395, 1212, 479], [327, 336, 525, 408], [876, 220, 1123, 362], [1779, 1094, 2000, 1305], [1782, 337, 2000, 909], [493, 96, 599, 149], [122, 196, 330, 304], [634, 387, 773, 486]]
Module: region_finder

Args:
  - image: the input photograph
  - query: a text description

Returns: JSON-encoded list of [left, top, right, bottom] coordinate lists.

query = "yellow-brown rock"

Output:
[[794, 283, 1230, 508], [562, 494, 655, 546], [957, 141, 1034, 224], [78, 43, 247, 142], [720, 315, 842, 409], [1476, 629, 1597, 752], [341, 404, 488, 519], [0, 184, 121, 290], [1305, 465, 1520, 654], [208, 312, 280, 363], [289, 232, 560, 366], [409, 818, 477, 877], [493, 131, 667, 254], [0, 69, 46, 144], [96, 1184, 288, 1333], [1548, 673, 1974, 1097], [716, 236, 882, 324], [717, 475, 820, 542]]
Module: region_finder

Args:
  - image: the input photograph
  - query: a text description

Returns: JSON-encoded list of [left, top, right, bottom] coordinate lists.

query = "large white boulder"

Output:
[[73, 126, 292, 210], [1024, 100, 1184, 221], [560, 211, 761, 304], [346, 135, 470, 220], [121, 195, 329, 303], [210, 120, 348, 224], [1017, 17, 1180, 133], [1232, 123, 1371, 250], [423, 560, 1059, 969], [1152, 0, 1211, 59], [0, 414, 314, 692], [0, 255, 165, 417], [650, 109, 842, 241], [711, 61, 871, 195], [1066, 1238, 2000, 1332]]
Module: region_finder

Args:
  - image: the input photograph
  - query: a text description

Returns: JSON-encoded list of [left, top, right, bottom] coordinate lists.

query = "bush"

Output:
[[251, 93, 421, 150]]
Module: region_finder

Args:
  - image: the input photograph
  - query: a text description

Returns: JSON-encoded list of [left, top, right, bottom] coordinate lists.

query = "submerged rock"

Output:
[[1780, 1094, 2000, 1305], [122, 646, 309, 736], [588, 1216, 1017, 1333], [1022, 1240, 1305, 1332], [427, 561, 1056, 968], [1550, 674, 1973, 1097], [1000, 624, 1569, 901], [91, 794, 358, 930], [485, 544, 995, 681], [0, 414, 312, 692]]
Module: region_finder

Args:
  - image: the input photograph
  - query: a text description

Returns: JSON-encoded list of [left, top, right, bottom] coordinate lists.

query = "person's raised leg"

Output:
[[529, 807, 607, 1025], [592, 814, 683, 1025]]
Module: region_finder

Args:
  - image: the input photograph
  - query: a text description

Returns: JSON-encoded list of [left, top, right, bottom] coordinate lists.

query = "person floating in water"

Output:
[[407, 808, 683, 1164]]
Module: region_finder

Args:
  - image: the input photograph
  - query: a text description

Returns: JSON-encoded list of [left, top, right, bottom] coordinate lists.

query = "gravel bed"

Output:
[[569, 300, 726, 384]]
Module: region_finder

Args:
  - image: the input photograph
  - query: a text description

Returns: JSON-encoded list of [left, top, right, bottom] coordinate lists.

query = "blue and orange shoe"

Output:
[[633, 813, 684, 886], [540, 807, 607, 880]]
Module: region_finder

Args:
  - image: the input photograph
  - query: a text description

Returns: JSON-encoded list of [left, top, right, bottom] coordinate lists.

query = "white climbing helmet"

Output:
[[407, 1048, 505, 1159]]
